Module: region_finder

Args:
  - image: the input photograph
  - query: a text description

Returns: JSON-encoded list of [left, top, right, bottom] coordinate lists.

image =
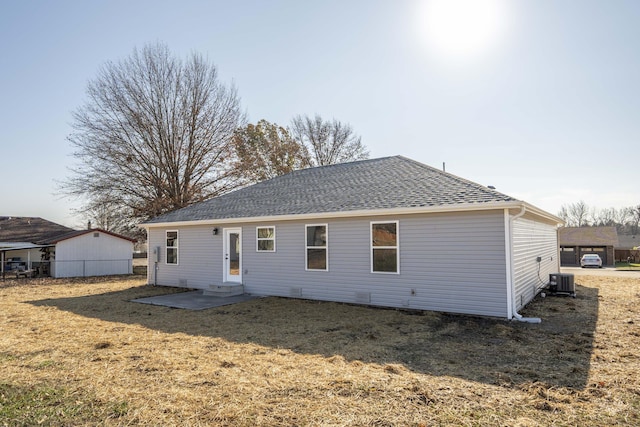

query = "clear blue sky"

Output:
[[1, 0, 638, 228]]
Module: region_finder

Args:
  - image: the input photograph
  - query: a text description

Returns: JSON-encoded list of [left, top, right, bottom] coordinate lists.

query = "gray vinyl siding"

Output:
[[147, 226, 225, 288], [512, 214, 560, 311], [147, 210, 508, 317]]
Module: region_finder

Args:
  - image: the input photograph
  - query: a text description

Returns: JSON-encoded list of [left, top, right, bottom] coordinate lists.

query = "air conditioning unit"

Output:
[[548, 273, 575, 297]]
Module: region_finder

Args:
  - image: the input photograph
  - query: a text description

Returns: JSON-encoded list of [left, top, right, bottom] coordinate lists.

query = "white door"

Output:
[[224, 228, 242, 283]]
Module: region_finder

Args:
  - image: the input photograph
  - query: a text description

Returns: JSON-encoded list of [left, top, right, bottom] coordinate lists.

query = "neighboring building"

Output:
[[142, 156, 563, 319], [615, 234, 640, 263], [0, 216, 135, 278], [558, 226, 619, 267]]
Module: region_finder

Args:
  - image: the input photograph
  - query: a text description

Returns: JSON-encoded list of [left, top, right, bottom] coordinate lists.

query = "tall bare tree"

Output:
[[615, 207, 632, 229], [232, 120, 310, 184], [290, 114, 369, 166], [631, 205, 640, 235], [592, 207, 616, 226], [61, 43, 243, 222], [558, 200, 591, 227]]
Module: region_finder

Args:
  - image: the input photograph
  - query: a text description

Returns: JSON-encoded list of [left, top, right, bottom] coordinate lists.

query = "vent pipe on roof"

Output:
[[442, 162, 446, 172]]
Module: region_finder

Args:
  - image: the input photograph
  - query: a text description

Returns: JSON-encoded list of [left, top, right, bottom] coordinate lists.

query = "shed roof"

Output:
[[0, 217, 136, 245], [145, 156, 523, 225], [559, 226, 619, 247], [46, 229, 137, 244], [0, 216, 73, 244]]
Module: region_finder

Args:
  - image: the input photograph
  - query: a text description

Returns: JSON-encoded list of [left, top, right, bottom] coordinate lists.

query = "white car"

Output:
[[580, 254, 602, 268]]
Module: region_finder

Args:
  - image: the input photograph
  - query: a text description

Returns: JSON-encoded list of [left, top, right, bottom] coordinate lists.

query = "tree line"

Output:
[[558, 201, 640, 235], [59, 43, 368, 237]]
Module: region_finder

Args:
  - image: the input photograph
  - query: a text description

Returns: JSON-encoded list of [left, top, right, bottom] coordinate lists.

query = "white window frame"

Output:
[[370, 221, 399, 274], [256, 226, 276, 252], [166, 230, 179, 265], [305, 224, 328, 271]]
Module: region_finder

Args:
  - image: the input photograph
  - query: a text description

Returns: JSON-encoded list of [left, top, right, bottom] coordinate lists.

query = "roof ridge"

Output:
[[304, 155, 399, 170]]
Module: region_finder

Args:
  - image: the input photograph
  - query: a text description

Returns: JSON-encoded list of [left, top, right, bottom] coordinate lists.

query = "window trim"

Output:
[[256, 226, 276, 252], [370, 220, 399, 274], [166, 230, 179, 265], [305, 223, 328, 271]]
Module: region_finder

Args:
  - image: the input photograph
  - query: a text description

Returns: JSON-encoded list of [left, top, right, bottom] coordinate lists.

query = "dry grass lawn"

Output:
[[1, 273, 639, 426]]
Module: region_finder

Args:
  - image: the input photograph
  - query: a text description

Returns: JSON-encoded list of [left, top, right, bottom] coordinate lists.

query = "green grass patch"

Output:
[[0, 382, 125, 426], [615, 261, 640, 270]]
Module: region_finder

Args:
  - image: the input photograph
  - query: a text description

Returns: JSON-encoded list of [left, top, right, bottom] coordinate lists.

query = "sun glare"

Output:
[[417, 0, 510, 63]]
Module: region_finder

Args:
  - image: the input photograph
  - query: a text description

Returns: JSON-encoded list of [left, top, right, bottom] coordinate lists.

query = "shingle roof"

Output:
[[146, 156, 518, 224], [615, 234, 640, 250], [0, 217, 137, 246], [45, 229, 137, 244], [0, 216, 74, 244], [559, 226, 619, 247]]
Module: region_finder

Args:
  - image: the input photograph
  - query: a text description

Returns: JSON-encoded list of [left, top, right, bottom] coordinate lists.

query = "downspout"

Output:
[[507, 205, 542, 323], [142, 226, 157, 286], [154, 249, 158, 287]]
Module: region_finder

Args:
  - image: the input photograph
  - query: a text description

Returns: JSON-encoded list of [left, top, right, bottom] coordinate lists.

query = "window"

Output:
[[306, 224, 327, 271], [257, 226, 276, 252], [371, 221, 398, 273], [166, 230, 178, 264]]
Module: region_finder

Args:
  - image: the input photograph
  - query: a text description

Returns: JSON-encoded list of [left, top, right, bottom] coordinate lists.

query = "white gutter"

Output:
[[506, 205, 542, 323]]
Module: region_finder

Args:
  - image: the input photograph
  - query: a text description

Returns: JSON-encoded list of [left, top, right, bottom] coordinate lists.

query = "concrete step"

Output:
[[203, 284, 244, 297]]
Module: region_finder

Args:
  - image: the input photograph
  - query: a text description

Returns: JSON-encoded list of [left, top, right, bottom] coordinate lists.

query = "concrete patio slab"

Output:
[[132, 290, 260, 310]]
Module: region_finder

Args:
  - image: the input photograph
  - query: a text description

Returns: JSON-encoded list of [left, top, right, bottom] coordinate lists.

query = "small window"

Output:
[[257, 226, 276, 252], [166, 230, 178, 264], [306, 224, 327, 271], [371, 221, 399, 273], [93, 232, 99, 238]]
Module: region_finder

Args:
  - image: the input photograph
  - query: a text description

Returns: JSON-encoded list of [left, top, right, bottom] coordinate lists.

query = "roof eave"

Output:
[[141, 200, 563, 229]]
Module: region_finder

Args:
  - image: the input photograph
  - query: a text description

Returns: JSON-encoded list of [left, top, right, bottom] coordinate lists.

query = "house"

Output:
[[142, 156, 562, 319], [0, 216, 135, 278], [558, 226, 619, 267]]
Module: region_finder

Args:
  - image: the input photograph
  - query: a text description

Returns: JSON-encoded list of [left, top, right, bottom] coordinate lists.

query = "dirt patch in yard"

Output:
[[1, 274, 639, 426]]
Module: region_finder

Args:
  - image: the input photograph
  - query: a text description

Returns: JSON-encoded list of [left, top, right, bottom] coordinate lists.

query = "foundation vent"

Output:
[[355, 292, 371, 304]]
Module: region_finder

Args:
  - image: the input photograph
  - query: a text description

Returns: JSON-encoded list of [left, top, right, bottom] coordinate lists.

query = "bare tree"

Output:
[[60, 43, 244, 222], [290, 114, 369, 166], [557, 205, 569, 225], [559, 201, 591, 227], [631, 205, 640, 235], [592, 207, 616, 226], [615, 207, 631, 228], [232, 120, 310, 184]]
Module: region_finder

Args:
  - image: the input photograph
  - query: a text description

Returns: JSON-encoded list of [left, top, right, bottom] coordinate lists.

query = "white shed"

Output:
[[1, 217, 135, 278], [48, 229, 135, 278]]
